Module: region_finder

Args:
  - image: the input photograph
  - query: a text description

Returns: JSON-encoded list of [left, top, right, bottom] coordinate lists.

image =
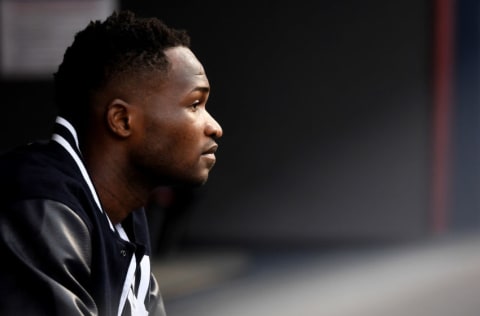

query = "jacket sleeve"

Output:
[[147, 273, 167, 316], [0, 199, 97, 316]]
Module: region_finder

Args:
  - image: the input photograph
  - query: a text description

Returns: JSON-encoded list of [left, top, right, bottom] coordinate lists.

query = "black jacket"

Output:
[[0, 117, 165, 316]]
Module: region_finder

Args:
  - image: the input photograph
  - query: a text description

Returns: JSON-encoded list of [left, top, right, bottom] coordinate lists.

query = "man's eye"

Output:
[[191, 100, 200, 110]]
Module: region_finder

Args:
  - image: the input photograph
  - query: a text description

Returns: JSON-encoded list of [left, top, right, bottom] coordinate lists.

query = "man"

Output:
[[0, 10, 222, 316]]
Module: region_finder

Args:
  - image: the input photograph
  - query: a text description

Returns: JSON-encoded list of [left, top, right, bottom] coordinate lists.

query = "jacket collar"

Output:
[[51, 116, 115, 231]]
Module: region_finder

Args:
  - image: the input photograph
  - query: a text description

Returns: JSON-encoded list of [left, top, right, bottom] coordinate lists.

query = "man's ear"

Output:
[[106, 98, 133, 138]]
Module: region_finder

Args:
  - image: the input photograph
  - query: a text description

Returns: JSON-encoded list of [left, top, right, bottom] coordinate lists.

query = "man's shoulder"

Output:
[[0, 141, 87, 205]]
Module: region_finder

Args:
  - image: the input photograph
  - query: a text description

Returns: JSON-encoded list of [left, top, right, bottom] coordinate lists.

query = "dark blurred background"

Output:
[[2, 1, 480, 315]]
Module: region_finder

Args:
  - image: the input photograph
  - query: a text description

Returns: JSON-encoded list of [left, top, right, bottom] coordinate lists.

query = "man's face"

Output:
[[130, 46, 223, 187]]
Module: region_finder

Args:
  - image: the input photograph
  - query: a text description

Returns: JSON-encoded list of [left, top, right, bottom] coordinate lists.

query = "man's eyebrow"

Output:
[[191, 86, 210, 93]]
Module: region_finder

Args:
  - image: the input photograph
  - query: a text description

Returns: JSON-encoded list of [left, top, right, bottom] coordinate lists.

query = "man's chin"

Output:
[[178, 174, 210, 188], [193, 176, 209, 187]]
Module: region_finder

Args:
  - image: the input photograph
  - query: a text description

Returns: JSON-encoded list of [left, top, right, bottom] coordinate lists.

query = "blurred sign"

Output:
[[0, 0, 118, 79]]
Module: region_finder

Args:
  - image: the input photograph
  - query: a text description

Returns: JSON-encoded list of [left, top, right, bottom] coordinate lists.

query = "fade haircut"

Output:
[[53, 10, 190, 135]]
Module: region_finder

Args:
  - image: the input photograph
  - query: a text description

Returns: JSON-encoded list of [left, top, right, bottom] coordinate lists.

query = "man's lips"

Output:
[[202, 144, 218, 168], [202, 144, 218, 155]]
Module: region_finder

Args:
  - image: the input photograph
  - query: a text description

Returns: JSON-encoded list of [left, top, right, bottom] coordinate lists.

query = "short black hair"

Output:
[[53, 10, 190, 132]]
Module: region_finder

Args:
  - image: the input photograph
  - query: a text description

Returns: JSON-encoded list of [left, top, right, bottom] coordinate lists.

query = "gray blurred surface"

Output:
[[153, 233, 480, 316]]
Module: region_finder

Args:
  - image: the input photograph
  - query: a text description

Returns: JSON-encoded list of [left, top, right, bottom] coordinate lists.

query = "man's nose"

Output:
[[205, 113, 223, 139]]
